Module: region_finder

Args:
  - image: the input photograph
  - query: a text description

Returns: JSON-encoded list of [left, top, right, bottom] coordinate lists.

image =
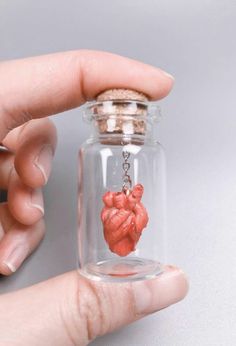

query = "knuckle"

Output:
[[76, 278, 111, 342]]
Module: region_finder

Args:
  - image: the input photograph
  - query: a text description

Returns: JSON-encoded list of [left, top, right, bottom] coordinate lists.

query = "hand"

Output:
[[0, 51, 188, 345], [0, 118, 57, 274]]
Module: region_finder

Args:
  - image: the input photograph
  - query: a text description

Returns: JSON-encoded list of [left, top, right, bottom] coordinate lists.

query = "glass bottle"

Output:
[[77, 89, 166, 282]]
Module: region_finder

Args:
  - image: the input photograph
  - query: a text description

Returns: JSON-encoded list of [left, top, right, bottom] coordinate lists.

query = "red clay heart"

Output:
[[101, 184, 149, 256]]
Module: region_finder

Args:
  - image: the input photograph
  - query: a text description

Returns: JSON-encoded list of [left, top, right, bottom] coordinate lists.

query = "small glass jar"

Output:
[[77, 90, 166, 282]]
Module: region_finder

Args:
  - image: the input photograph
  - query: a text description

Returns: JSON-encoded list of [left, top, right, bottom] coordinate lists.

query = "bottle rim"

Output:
[[81, 100, 162, 123]]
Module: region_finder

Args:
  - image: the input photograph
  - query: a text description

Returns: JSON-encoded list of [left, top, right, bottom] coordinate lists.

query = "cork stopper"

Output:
[[94, 89, 149, 137], [97, 89, 148, 102]]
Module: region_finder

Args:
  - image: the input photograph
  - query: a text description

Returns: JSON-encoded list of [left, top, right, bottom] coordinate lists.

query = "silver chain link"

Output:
[[122, 151, 132, 192]]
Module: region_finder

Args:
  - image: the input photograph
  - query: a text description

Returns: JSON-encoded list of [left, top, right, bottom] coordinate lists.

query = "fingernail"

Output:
[[31, 188, 44, 215], [133, 265, 189, 315], [34, 145, 53, 184], [3, 245, 29, 273], [162, 71, 175, 81]]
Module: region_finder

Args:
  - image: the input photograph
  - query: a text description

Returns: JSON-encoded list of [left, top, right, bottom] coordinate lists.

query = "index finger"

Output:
[[0, 50, 174, 141]]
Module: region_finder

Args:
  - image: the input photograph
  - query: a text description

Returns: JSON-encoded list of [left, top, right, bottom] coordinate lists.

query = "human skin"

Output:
[[0, 51, 188, 345]]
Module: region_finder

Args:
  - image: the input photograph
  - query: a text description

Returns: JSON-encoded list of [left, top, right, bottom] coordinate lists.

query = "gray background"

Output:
[[0, 1, 236, 345]]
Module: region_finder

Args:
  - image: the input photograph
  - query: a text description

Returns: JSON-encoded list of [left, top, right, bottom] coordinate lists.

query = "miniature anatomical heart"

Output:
[[101, 184, 149, 256]]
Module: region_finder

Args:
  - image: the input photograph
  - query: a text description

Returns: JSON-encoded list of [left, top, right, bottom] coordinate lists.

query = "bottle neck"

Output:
[[83, 100, 160, 145], [90, 116, 153, 144]]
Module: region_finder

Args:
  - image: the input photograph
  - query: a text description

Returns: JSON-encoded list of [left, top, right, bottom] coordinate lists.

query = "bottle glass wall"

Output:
[[78, 100, 166, 282]]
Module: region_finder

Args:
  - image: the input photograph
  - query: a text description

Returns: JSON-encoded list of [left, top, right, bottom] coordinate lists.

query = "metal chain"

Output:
[[122, 151, 132, 192]]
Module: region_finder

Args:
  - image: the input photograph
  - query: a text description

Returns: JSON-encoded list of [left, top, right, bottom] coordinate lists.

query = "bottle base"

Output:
[[79, 257, 163, 282]]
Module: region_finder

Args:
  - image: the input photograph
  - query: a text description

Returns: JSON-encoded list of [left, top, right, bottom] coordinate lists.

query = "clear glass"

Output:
[[77, 100, 166, 282]]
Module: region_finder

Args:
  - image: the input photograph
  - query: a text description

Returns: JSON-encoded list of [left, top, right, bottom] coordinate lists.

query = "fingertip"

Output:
[[33, 145, 54, 185], [15, 143, 54, 189], [76, 50, 175, 101], [14, 119, 56, 188], [161, 264, 189, 301], [151, 69, 175, 100], [132, 264, 189, 316], [162, 71, 175, 81], [0, 219, 45, 275], [15, 157, 48, 188], [8, 171, 45, 226], [0, 261, 14, 276]]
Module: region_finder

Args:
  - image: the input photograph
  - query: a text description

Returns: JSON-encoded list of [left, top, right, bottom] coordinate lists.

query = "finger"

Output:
[[0, 204, 45, 275], [2, 119, 57, 187], [74, 265, 189, 343], [8, 169, 44, 225], [0, 266, 188, 345], [0, 50, 174, 140], [0, 149, 14, 189]]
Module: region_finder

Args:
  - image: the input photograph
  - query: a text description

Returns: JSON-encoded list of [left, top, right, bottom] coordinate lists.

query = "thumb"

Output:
[[75, 265, 188, 344], [0, 265, 188, 346]]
